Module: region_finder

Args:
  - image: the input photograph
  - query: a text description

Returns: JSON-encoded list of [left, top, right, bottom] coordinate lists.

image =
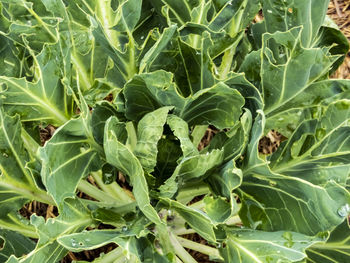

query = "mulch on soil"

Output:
[[328, 0, 350, 79]]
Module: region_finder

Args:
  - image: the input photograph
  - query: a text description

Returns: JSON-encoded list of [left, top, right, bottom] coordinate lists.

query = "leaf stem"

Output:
[[169, 232, 198, 263], [0, 181, 55, 206], [77, 179, 118, 204], [90, 171, 134, 203], [0, 219, 38, 239], [21, 128, 39, 157], [176, 236, 222, 259], [92, 247, 124, 263]]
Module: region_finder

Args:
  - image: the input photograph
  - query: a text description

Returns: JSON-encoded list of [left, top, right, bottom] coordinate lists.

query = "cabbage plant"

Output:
[[0, 0, 350, 262]]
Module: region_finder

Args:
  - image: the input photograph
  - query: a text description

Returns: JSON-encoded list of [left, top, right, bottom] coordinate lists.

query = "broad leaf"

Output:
[[160, 198, 216, 242], [0, 40, 72, 126], [306, 219, 350, 263], [0, 108, 51, 237], [104, 116, 162, 225], [220, 227, 322, 263], [39, 116, 102, 206], [134, 107, 172, 173], [0, 230, 35, 262], [9, 198, 94, 263], [124, 71, 245, 129], [240, 102, 350, 235]]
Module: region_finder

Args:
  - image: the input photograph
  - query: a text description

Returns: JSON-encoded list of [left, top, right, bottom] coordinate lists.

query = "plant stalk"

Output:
[[90, 171, 134, 203], [77, 179, 119, 204], [176, 236, 221, 259], [169, 232, 197, 263], [0, 219, 38, 239]]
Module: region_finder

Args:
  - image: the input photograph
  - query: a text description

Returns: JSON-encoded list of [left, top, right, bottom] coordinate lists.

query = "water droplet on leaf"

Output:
[[71, 239, 78, 247], [337, 204, 350, 217]]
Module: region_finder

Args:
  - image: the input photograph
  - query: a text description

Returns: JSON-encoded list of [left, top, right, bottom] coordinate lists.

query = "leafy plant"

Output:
[[0, 0, 349, 262]]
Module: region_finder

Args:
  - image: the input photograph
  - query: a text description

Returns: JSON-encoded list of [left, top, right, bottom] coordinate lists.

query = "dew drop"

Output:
[[2, 153, 9, 158], [267, 10, 273, 14], [122, 226, 128, 232], [71, 238, 78, 247], [337, 204, 350, 217], [140, 36, 144, 40]]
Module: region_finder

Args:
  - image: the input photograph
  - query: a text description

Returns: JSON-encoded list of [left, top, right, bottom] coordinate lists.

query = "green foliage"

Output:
[[0, 0, 349, 262]]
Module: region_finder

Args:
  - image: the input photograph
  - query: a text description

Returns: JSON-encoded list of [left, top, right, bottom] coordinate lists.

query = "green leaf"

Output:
[[0, 108, 52, 237], [167, 115, 198, 158], [261, 0, 329, 47], [39, 116, 102, 206], [240, 103, 350, 235], [161, 198, 216, 242], [306, 219, 350, 263], [124, 71, 245, 129], [139, 25, 177, 73], [12, 198, 93, 263], [177, 29, 215, 94], [180, 82, 245, 129], [206, 109, 252, 162], [124, 70, 185, 121], [159, 149, 224, 198], [134, 107, 173, 173], [91, 101, 119, 145], [0, 41, 73, 125], [261, 27, 339, 118], [220, 227, 321, 263], [209, 0, 260, 37], [104, 116, 162, 225], [0, 35, 23, 78], [58, 229, 136, 252], [204, 195, 233, 223], [0, 0, 58, 51], [265, 79, 350, 136], [0, 230, 35, 262], [207, 160, 243, 200]]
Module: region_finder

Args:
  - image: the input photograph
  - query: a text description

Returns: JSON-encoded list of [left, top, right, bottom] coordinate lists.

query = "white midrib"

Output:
[[1, 77, 69, 124]]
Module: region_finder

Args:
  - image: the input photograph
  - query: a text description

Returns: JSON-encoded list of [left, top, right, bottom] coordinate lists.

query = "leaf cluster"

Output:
[[0, 0, 349, 262]]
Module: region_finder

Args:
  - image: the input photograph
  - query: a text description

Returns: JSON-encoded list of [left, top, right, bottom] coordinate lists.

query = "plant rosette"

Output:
[[0, 1, 349, 263]]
